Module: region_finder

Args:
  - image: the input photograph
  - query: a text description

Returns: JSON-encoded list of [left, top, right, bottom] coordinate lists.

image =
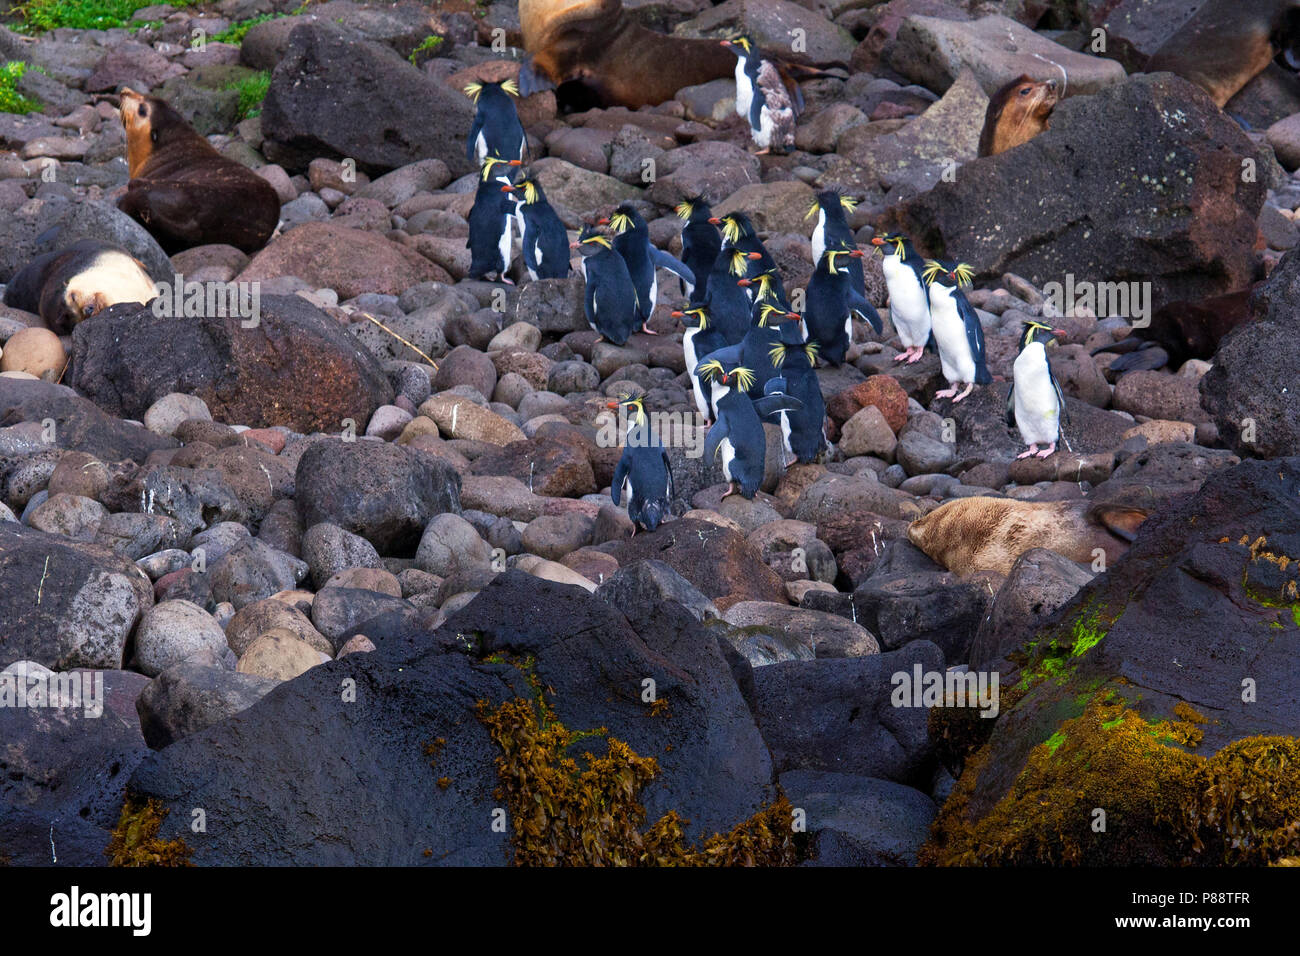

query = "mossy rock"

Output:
[[923, 457, 1300, 865]]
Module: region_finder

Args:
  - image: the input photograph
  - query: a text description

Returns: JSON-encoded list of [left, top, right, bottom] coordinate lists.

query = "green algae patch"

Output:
[[922, 696, 1300, 866], [477, 693, 799, 866], [106, 796, 194, 867]]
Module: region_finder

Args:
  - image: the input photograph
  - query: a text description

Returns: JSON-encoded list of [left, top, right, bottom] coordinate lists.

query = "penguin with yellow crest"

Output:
[[464, 79, 525, 165], [608, 394, 675, 533], [698, 357, 802, 500], [923, 259, 991, 403], [1008, 319, 1069, 459]]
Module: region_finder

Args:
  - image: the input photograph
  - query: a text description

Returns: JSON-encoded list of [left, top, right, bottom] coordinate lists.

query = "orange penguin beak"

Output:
[[605, 401, 620, 409], [708, 217, 721, 225], [720, 40, 731, 47], [849, 249, 864, 258], [737, 278, 751, 287], [870, 237, 885, 246], [785, 312, 801, 321], [500, 184, 514, 192], [569, 241, 580, 250], [508, 159, 522, 165], [1052, 328, 1067, 338], [747, 252, 761, 260], [670, 310, 685, 318], [597, 217, 610, 225]]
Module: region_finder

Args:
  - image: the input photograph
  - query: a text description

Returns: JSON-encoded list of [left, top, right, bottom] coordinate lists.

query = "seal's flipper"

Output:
[[517, 55, 556, 97]]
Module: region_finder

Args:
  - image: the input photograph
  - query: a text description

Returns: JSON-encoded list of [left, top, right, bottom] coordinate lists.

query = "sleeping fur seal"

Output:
[[117, 88, 281, 254], [3, 239, 156, 335], [907, 497, 1149, 577], [519, 0, 743, 108]]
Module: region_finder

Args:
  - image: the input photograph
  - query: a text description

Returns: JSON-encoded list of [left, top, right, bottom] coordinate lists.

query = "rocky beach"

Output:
[[0, 0, 1297, 870]]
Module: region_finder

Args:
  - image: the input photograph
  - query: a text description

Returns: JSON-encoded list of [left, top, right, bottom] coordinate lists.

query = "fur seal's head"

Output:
[[978, 75, 1059, 158], [119, 87, 206, 178]]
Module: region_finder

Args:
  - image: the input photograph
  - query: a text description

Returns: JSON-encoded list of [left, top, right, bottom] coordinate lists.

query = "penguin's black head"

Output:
[[573, 225, 612, 255], [807, 190, 858, 223], [480, 154, 522, 182], [672, 302, 710, 329], [606, 394, 649, 429], [720, 35, 756, 59], [675, 195, 713, 223], [463, 78, 519, 104], [822, 244, 865, 275], [1019, 320, 1067, 351], [502, 176, 542, 204], [757, 302, 801, 327], [601, 203, 643, 235], [871, 232, 917, 260], [769, 340, 819, 370], [739, 270, 783, 303], [712, 211, 753, 244], [922, 259, 974, 289]]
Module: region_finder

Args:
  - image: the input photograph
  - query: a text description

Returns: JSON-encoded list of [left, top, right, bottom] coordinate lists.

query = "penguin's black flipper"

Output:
[[662, 448, 675, 505], [754, 393, 804, 417], [651, 248, 695, 286], [1049, 365, 1070, 426], [849, 288, 883, 335], [1005, 382, 1017, 427], [763, 376, 788, 396], [957, 294, 993, 384], [466, 114, 483, 161], [612, 453, 629, 508], [516, 55, 556, 97], [705, 417, 730, 463]]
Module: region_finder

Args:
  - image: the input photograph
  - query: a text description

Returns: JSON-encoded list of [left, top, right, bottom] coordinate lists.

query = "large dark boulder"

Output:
[[69, 295, 393, 433], [0, 666, 150, 864], [0, 525, 154, 670], [882, 74, 1265, 309], [123, 570, 777, 863], [928, 456, 1300, 865], [295, 439, 461, 556], [746, 640, 943, 787], [446, 571, 776, 840], [1200, 246, 1300, 459], [0, 378, 177, 463], [260, 22, 475, 177]]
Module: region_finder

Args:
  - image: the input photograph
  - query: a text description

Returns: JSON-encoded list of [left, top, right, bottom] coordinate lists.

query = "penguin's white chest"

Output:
[[475, 130, 487, 163], [754, 105, 776, 148], [882, 257, 931, 347], [734, 60, 752, 117], [720, 437, 736, 480], [811, 211, 827, 264], [1013, 343, 1061, 444], [928, 289, 975, 384]]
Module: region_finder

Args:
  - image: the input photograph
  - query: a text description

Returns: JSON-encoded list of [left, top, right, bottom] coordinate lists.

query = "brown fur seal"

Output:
[[978, 75, 1059, 157], [1146, 0, 1300, 107], [2, 239, 156, 335], [117, 88, 280, 254], [519, 0, 737, 108], [907, 497, 1149, 576]]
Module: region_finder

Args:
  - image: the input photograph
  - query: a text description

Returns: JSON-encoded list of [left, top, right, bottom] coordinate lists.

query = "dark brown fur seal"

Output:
[[117, 88, 280, 254], [907, 497, 1148, 576], [3, 239, 156, 335], [978, 75, 1059, 157], [1146, 0, 1300, 107], [520, 0, 736, 108]]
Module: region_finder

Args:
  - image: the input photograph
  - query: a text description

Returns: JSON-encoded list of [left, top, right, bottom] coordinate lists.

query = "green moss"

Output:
[[0, 62, 40, 114], [227, 70, 270, 121], [408, 34, 444, 65], [922, 694, 1300, 866], [105, 796, 194, 867], [213, 12, 277, 44], [14, 0, 199, 32]]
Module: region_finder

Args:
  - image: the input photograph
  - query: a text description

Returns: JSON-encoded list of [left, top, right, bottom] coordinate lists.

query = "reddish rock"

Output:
[[608, 518, 787, 606], [470, 437, 597, 498], [826, 375, 910, 433], [240, 223, 444, 298]]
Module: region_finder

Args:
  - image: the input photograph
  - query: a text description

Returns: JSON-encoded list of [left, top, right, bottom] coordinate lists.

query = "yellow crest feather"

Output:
[[768, 342, 787, 367], [501, 78, 519, 97], [921, 259, 945, 286], [804, 197, 820, 220], [733, 366, 755, 392], [674, 200, 693, 221], [721, 217, 741, 243], [729, 249, 750, 277], [463, 81, 483, 102]]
